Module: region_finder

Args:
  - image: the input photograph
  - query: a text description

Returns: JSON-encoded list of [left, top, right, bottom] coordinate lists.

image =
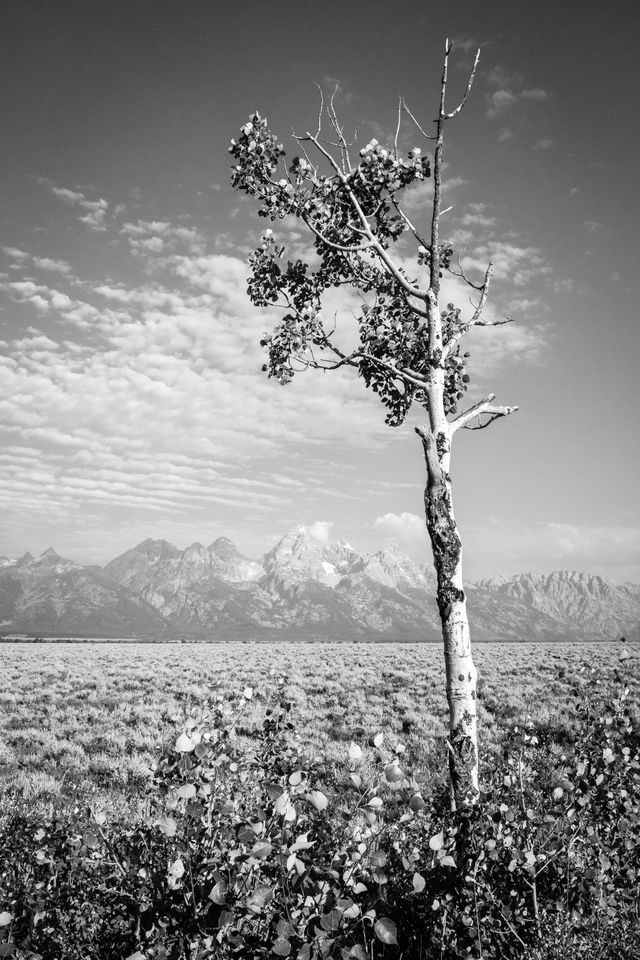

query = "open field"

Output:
[[1, 640, 637, 816]]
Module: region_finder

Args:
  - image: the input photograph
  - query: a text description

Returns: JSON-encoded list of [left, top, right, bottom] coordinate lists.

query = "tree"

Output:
[[230, 41, 518, 811]]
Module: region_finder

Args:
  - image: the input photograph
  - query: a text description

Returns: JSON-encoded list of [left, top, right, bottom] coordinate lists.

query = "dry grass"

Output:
[[0, 640, 636, 816]]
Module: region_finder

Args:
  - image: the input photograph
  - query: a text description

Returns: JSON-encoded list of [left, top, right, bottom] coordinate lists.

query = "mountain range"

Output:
[[1, 525, 639, 641]]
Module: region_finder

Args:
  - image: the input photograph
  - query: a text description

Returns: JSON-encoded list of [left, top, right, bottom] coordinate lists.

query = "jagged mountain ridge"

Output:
[[0, 548, 176, 638], [1, 526, 639, 640]]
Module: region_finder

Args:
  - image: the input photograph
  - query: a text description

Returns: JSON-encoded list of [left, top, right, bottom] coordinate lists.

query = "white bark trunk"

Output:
[[419, 425, 479, 810]]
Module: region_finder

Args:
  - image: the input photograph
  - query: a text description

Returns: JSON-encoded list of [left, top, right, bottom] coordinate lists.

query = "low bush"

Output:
[[0, 667, 638, 959]]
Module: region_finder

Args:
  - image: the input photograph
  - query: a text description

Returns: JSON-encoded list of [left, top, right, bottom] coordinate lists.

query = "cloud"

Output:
[[460, 212, 496, 228], [485, 68, 550, 123], [462, 241, 551, 287], [1, 224, 403, 556], [306, 520, 334, 544], [373, 511, 424, 542], [401, 175, 467, 214], [487, 89, 517, 118], [464, 520, 640, 584], [47, 183, 109, 232], [0, 191, 556, 563], [584, 220, 602, 234], [533, 138, 556, 150], [506, 297, 545, 318], [521, 89, 549, 102], [3, 247, 71, 274], [120, 220, 205, 256]]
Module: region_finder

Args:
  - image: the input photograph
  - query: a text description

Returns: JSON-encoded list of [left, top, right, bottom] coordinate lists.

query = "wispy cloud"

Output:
[[45, 182, 110, 232], [463, 520, 640, 584], [3, 247, 72, 274], [485, 67, 550, 126], [1, 189, 556, 562], [521, 89, 548, 103], [120, 220, 205, 256], [373, 511, 424, 542], [486, 89, 517, 118], [0, 215, 401, 552]]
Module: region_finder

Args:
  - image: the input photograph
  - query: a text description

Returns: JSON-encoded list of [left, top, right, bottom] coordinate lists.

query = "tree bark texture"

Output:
[[420, 429, 479, 810]]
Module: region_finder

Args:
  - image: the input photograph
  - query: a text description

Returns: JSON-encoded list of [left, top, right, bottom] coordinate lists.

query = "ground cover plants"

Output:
[[0, 641, 635, 810], [0, 641, 638, 958]]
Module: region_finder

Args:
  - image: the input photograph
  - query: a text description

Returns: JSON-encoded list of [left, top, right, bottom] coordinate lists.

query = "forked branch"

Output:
[[445, 48, 481, 118], [450, 393, 519, 433]]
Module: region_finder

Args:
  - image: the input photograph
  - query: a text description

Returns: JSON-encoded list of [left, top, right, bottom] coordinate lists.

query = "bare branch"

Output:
[[444, 48, 481, 119], [389, 195, 431, 253], [443, 263, 514, 356], [428, 39, 450, 299], [469, 262, 493, 323], [462, 409, 518, 430], [394, 96, 402, 158], [473, 315, 513, 328], [449, 254, 485, 291], [296, 137, 318, 173], [312, 82, 324, 140], [452, 392, 495, 423], [450, 392, 519, 433], [327, 85, 353, 173], [400, 98, 437, 141]]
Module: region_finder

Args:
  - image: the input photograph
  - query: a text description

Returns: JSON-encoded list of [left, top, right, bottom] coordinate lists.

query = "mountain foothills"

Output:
[[1, 526, 638, 641]]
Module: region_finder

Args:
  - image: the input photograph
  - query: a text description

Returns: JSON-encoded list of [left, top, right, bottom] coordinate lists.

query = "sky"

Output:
[[1, 0, 639, 582]]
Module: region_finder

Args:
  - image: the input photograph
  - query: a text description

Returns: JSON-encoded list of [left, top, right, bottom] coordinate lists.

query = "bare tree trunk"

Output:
[[419, 427, 479, 811]]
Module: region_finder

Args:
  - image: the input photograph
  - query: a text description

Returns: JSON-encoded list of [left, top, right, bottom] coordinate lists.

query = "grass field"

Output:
[[0, 640, 637, 817]]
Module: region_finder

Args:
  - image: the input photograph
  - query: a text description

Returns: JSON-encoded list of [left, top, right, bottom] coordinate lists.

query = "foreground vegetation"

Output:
[[0, 641, 635, 812], [0, 641, 638, 958]]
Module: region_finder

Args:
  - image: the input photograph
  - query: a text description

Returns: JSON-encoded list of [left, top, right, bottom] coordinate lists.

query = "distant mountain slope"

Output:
[[104, 537, 270, 633], [2, 529, 639, 641], [468, 571, 640, 641], [0, 548, 176, 638]]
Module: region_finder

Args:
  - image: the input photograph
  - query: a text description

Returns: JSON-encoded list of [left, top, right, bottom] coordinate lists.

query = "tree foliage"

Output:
[[230, 111, 474, 426]]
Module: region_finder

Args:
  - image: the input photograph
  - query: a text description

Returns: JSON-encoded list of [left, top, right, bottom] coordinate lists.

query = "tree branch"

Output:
[[444, 262, 515, 356], [400, 98, 437, 141], [360, 352, 429, 390], [468, 262, 493, 323], [394, 95, 402, 158], [302, 215, 374, 253], [444, 48, 481, 119], [312, 82, 324, 139], [449, 393, 519, 433], [429, 41, 449, 298], [327, 86, 353, 173], [389, 195, 431, 254], [462, 409, 518, 431], [299, 130, 429, 303], [449, 254, 486, 291]]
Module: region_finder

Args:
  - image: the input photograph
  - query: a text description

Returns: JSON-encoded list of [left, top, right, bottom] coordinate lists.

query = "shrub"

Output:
[[0, 667, 638, 959]]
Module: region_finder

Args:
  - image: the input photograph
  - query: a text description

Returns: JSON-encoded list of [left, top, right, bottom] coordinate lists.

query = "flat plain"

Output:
[[0, 640, 637, 817]]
